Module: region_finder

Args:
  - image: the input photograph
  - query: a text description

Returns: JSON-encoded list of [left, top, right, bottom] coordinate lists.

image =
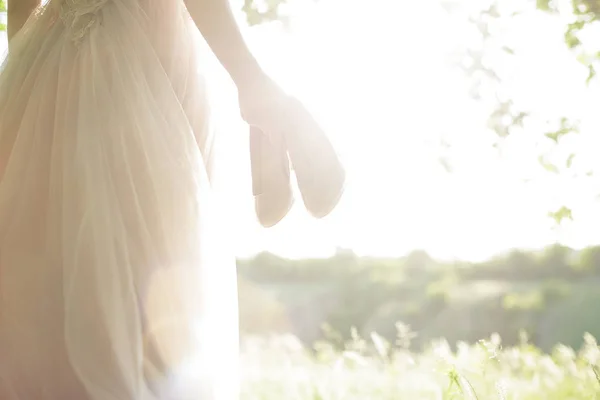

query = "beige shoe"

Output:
[[282, 97, 345, 219], [249, 126, 294, 227]]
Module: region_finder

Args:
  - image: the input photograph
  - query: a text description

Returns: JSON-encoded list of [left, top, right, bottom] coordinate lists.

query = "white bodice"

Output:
[[53, 0, 110, 43]]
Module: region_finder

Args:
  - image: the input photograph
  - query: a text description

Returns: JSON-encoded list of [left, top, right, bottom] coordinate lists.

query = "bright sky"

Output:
[[2, 0, 600, 262], [224, 0, 600, 262]]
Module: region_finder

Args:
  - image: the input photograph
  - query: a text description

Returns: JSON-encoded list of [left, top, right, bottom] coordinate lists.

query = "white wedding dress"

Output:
[[0, 0, 239, 399]]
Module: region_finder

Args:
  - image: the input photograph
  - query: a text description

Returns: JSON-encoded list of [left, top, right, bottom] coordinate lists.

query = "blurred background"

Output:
[[218, 0, 600, 353], [3, 0, 600, 397]]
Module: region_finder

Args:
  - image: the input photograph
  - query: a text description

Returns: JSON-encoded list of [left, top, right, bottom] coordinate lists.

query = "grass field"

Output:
[[239, 330, 600, 400]]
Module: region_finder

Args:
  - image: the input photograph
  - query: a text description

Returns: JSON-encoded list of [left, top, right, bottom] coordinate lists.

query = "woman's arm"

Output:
[[7, 0, 41, 42], [184, 0, 265, 90]]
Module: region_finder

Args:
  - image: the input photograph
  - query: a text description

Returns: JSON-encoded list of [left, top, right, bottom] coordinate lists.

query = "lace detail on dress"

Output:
[[56, 0, 110, 44]]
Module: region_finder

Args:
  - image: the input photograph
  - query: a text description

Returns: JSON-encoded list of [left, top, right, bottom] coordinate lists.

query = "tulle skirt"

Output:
[[0, 0, 239, 399]]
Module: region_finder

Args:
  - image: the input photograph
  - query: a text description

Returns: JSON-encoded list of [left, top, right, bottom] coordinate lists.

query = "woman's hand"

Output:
[[236, 73, 289, 134], [185, 0, 345, 223]]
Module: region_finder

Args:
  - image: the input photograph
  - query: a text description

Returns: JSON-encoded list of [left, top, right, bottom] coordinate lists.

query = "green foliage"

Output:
[[535, 0, 600, 86], [454, 1, 600, 225], [541, 279, 571, 302], [0, 0, 5, 31], [241, 0, 288, 26], [501, 279, 570, 312], [240, 329, 600, 399], [503, 290, 545, 311], [545, 117, 579, 143], [239, 244, 600, 352], [548, 206, 574, 224], [425, 273, 457, 303], [577, 246, 600, 272]]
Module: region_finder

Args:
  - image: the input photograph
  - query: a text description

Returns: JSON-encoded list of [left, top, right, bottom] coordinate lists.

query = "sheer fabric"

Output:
[[0, 0, 239, 398]]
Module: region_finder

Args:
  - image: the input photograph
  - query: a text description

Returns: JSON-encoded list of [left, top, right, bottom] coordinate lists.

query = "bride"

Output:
[[0, 0, 345, 398]]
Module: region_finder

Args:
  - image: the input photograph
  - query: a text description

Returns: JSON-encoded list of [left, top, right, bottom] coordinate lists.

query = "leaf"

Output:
[[586, 64, 596, 84], [564, 28, 582, 49], [544, 131, 563, 142], [545, 118, 578, 143], [548, 206, 573, 224], [242, 0, 288, 26], [513, 111, 528, 127], [538, 155, 559, 173], [536, 0, 553, 11], [592, 365, 600, 386], [566, 153, 575, 168], [0, 0, 5, 33]]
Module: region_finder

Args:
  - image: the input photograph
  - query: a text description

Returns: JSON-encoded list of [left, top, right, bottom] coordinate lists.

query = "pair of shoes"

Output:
[[250, 96, 346, 227], [250, 125, 294, 227]]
